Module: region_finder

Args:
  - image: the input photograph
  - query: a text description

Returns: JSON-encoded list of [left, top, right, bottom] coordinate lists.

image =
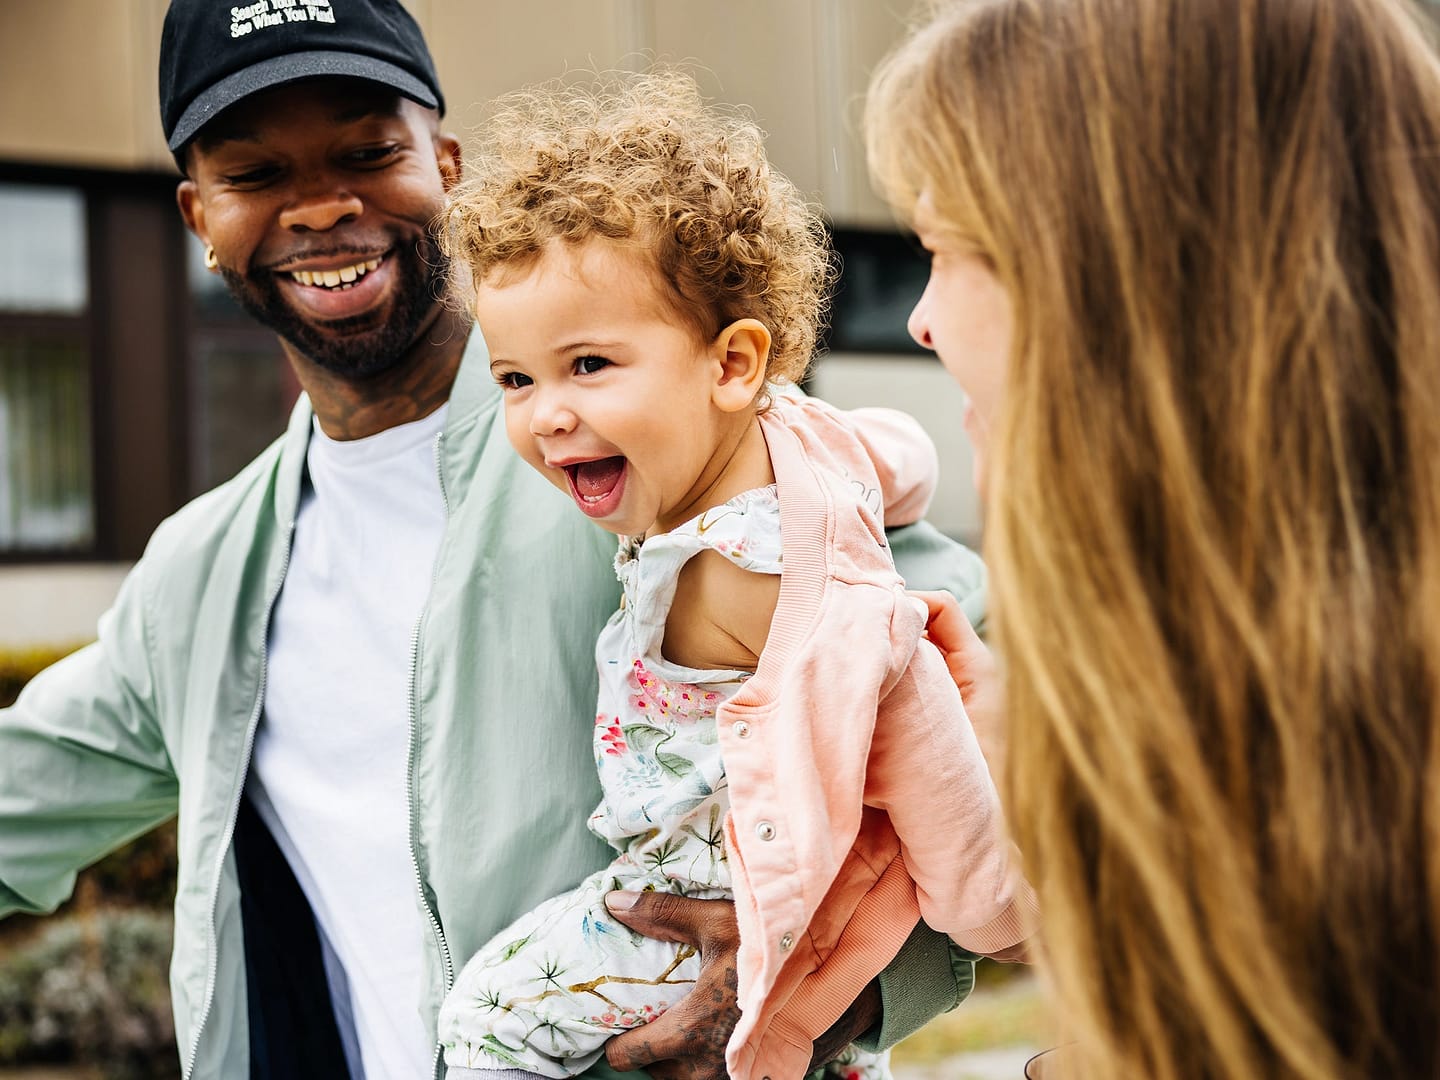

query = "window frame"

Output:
[[0, 162, 192, 563]]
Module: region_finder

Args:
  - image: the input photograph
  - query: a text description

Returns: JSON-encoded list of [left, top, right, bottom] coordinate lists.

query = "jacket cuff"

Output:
[[852, 921, 977, 1053]]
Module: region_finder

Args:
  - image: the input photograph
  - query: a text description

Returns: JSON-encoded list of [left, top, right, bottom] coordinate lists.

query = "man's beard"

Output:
[[220, 233, 450, 379]]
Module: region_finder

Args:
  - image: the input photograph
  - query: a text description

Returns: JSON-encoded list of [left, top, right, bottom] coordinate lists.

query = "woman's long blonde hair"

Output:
[[869, 0, 1440, 1076]]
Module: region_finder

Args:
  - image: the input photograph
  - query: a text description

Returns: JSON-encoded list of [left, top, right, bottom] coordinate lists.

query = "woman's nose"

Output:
[[907, 292, 934, 350]]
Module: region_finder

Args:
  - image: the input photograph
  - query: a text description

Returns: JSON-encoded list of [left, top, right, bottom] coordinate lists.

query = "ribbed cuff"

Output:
[[852, 921, 977, 1053]]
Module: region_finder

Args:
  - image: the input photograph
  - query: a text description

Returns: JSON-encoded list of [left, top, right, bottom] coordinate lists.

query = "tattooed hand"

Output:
[[806, 978, 881, 1073], [600, 891, 884, 1077], [602, 892, 740, 1079]]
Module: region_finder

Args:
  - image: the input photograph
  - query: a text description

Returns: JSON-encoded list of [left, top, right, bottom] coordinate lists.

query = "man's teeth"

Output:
[[289, 258, 381, 289]]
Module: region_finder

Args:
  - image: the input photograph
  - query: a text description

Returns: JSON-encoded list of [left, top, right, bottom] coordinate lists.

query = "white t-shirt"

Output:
[[251, 404, 449, 1080]]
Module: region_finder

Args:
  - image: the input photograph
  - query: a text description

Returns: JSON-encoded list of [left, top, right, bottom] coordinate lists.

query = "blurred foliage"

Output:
[[892, 962, 1053, 1064], [0, 825, 178, 953], [0, 643, 87, 709], [0, 909, 179, 1080], [0, 643, 178, 947], [76, 825, 179, 912], [0, 644, 180, 1074]]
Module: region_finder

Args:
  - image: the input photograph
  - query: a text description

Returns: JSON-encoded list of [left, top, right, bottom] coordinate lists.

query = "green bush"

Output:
[[0, 643, 87, 708], [1, 644, 181, 1077], [0, 908, 179, 1079], [0, 642, 178, 934]]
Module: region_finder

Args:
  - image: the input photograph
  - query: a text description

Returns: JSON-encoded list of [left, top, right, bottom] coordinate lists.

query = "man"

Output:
[[0, 2, 988, 1077]]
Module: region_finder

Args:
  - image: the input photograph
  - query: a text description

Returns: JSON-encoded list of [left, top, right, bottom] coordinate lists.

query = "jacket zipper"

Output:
[[184, 521, 295, 1079], [412, 431, 456, 1080]]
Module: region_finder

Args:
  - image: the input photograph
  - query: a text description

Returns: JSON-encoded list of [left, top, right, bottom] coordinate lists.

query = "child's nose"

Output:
[[529, 388, 578, 436]]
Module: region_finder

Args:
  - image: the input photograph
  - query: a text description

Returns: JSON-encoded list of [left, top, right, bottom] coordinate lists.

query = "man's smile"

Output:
[[286, 256, 382, 289], [272, 252, 396, 321]]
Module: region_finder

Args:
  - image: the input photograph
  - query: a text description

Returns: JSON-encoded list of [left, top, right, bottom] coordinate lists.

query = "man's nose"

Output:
[[278, 175, 363, 232]]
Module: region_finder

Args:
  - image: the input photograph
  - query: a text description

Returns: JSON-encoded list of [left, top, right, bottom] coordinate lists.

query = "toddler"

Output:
[[437, 72, 1034, 1080]]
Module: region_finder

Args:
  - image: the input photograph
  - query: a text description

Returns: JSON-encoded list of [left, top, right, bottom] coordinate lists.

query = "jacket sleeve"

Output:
[[774, 390, 939, 528], [857, 525, 994, 1046], [857, 921, 978, 1053], [0, 564, 178, 918], [834, 406, 939, 528], [866, 617, 1037, 957], [888, 522, 988, 635]]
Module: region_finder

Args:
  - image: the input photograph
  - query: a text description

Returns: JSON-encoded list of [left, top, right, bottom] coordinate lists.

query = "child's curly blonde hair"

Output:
[[443, 70, 834, 386]]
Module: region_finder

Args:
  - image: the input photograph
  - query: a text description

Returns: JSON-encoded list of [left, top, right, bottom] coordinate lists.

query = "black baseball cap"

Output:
[[160, 0, 444, 153]]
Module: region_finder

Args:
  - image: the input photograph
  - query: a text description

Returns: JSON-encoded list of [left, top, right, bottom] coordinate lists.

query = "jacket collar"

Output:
[[436, 323, 501, 504], [272, 323, 499, 524], [273, 392, 313, 528], [444, 322, 497, 432]]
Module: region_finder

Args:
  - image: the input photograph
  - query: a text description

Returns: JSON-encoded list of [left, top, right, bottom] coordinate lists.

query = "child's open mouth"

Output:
[[564, 457, 627, 520]]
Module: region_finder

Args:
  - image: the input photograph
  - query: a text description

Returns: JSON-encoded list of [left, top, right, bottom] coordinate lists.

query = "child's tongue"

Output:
[[572, 456, 625, 499]]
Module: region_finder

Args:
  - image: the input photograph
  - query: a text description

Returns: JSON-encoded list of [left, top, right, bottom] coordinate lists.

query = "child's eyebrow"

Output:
[[557, 340, 622, 354]]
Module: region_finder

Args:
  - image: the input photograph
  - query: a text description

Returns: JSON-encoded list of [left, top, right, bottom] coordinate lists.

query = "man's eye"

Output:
[[348, 145, 400, 166], [575, 356, 610, 375], [222, 166, 280, 186], [498, 372, 533, 390]]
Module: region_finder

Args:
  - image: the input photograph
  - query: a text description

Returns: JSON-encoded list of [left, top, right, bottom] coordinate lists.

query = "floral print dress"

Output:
[[440, 486, 888, 1080]]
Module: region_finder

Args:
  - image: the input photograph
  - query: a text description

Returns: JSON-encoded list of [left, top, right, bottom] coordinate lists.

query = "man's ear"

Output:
[[436, 132, 462, 192], [711, 319, 771, 413], [176, 180, 206, 246]]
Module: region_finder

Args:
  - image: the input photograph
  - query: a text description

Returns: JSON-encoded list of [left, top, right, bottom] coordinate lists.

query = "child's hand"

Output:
[[914, 589, 1007, 778], [601, 891, 740, 1079]]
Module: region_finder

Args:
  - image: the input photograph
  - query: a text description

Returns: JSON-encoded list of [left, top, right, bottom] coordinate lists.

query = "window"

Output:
[[184, 232, 291, 496], [824, 228, 929, 356], [0, 167, 291, 561], [0, 184, 94, 551]]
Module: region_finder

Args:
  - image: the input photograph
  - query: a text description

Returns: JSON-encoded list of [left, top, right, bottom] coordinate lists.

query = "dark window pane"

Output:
[[184, 232, 290, 492], [186, 231, 255, 321], [188, 332, 288, 492], [826, 229, 929, 355], [0, 334, 94, 550]]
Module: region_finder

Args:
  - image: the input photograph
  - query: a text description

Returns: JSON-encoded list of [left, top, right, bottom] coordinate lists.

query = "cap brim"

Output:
[[167, 50, 438, 151]]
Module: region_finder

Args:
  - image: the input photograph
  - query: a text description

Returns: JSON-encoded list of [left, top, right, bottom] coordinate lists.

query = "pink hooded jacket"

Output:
[[720, 397, 1037, 1080]]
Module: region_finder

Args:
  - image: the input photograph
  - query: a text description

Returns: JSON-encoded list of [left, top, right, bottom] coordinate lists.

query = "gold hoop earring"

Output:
[[204, 245, 218, 270]]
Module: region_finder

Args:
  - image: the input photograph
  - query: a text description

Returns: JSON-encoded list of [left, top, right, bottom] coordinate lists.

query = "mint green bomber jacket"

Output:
[[0, 330, 989, 1079]]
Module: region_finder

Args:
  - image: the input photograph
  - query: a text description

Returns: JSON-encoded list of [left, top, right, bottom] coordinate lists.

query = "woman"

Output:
[[866, 0, 1440, 1076]]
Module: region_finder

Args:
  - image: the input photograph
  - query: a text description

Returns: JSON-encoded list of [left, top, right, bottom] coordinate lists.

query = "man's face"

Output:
[[177, 78, 460, 378]]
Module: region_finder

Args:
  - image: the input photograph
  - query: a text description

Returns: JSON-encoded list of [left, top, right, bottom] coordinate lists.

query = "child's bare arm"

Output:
[[661, 549, 780, 672]]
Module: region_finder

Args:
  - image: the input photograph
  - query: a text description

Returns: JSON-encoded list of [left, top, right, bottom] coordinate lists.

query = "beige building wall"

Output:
[[0, 0, 173, 170], [0, 0, 922, 223], [419, 0, 926, 224], [0, 1, 973, 646]]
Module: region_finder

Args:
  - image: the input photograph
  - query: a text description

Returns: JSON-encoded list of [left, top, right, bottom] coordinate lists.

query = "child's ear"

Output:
[[711, 319, 771, 413]]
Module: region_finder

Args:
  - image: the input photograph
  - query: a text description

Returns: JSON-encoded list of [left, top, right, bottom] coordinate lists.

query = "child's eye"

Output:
[[497, 371, 533, 390], [575, 356, 610, 375]]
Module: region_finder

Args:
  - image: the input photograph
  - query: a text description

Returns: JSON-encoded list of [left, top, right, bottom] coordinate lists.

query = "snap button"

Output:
[[779, 932, 794, 952], [756, 820, 776, 842], [732, 720, 751, 739]]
